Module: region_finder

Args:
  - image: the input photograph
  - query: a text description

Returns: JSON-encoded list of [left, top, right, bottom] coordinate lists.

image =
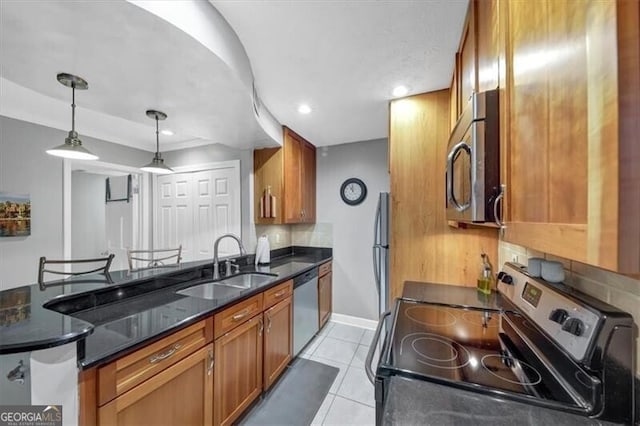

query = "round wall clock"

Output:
[[340, 178, 367, 206]]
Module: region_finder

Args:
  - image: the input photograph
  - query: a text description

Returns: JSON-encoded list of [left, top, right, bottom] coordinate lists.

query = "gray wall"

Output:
[[316, 139, 389, 321], [0, 116, 151, 290]]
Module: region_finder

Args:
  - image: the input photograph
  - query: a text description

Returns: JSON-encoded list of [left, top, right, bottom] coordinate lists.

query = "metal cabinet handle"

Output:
[[149, 343, 182, 364], [273, 290, 286, 298], [493, 184, 506, 229], [258, 317, 264, 336], [232, 309, 250, 322], [207, 349, 214, 376], [365, 311, 391, 385], [267, 314, 272, 333]]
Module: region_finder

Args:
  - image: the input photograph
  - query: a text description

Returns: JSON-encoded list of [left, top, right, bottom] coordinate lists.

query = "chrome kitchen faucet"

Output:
[[212, 233, 246, 280]]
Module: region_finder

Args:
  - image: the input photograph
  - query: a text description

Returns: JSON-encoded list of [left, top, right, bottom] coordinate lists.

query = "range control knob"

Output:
[[561, 317, 584, 336], [548, 308, 569, 324], [497, 272, 514, 285]]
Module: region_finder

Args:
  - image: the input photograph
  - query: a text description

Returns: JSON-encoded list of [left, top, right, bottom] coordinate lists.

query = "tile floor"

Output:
[[300, 321, 378, 426]]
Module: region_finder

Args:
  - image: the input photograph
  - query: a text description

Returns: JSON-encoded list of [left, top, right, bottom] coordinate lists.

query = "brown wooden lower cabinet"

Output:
[[263, 296, 293, 390], [98, 344, 213, 426], [214, 314, 263, 426], [318, 270, 332, 329]]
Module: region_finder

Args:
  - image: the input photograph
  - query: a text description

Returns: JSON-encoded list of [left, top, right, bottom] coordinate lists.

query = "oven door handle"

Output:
[[366, 310, 391, 385]]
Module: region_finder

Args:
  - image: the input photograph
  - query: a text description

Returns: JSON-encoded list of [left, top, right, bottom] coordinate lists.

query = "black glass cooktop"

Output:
[[381, 299, 583, 409]]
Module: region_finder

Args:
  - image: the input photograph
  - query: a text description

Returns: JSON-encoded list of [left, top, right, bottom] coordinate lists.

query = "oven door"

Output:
[[446, 119, 486, 222]]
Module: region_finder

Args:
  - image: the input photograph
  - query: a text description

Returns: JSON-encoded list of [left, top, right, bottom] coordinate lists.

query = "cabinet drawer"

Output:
[[319, 261, 332, 277], [98, 318, 213, 406], [214, 293, 263, 339], [263, 280, 293, 310]]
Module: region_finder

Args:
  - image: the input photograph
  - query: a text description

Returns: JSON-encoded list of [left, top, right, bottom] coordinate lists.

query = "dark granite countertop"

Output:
[[402, 281, 513, 311], [383, 376, 619, 426], [0, 246, 332, 368]]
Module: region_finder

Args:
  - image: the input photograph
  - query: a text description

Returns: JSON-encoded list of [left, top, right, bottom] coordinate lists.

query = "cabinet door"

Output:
[[98, 345, 213, 426], [318, 272, 332, 329], [283, 130, 303, 223], [214, 315, 263, 426], [263, 297, 293, 390], [449, 54, 459, 130], [475, 0, 499, 93], [301, 140, 316, 223], [503, 0, 640, 272], [459, 2, 477, 108]]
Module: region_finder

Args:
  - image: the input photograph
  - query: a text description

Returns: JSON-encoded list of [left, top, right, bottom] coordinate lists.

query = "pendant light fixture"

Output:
[[46, 73, 99, 160], [141, 110, 174, 174]]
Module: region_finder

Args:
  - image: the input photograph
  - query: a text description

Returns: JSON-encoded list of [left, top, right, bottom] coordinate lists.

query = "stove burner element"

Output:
[[481, 354, 542, 386], [400, 333, 471, 369], [406, 306, 457, 327], [461, 311, 498, 328]]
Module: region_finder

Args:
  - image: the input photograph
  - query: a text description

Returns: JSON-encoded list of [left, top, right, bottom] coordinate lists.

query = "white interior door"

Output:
[[156, 173, 194, 260], [155, 162, 241, 262]]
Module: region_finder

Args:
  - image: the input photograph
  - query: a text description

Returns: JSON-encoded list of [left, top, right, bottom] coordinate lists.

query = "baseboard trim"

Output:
[[330, 313, 378, 330]]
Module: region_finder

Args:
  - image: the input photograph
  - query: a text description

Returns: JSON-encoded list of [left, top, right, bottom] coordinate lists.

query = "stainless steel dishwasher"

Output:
[[292, 267, 319, 356]]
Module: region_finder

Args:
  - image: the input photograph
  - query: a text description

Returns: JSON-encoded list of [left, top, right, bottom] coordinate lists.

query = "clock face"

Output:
[[340, 178, 367, 205]]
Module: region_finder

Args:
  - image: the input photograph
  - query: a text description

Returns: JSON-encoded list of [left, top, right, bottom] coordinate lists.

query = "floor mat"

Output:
[[238, 357, 339, 426]]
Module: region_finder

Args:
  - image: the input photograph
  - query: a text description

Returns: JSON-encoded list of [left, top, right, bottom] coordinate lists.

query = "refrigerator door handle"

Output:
[[373, 196, 381, 245], [373, 245, 381, 295]]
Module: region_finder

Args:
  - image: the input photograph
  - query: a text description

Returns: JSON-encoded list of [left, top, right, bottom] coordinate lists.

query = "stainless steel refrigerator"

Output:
[[373, 192, 390, 316]]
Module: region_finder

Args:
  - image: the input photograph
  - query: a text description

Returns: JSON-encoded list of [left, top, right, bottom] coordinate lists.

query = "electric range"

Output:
[[369, 263, 635, 425]]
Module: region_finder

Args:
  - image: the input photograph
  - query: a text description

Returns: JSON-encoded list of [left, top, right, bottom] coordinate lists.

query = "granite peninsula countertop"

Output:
[[0, 246, 332, 369]]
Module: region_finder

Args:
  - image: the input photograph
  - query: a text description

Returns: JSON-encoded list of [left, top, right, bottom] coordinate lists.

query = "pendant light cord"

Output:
[[71, 83, 76, 133], [155, 116, 160, 157]]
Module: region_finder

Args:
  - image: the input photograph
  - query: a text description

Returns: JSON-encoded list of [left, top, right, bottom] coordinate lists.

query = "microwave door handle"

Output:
[[494, 184, 506, 228], [447, 141, 470, 210]]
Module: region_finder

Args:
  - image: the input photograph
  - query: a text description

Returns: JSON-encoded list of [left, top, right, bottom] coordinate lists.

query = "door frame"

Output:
[[62, 159, 151, 270], [151, 159, 241, 251]]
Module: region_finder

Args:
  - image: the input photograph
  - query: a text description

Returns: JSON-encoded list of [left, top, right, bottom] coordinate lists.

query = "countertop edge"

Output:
[[77, 253, 333, 369], [0, 248, 331, 361]]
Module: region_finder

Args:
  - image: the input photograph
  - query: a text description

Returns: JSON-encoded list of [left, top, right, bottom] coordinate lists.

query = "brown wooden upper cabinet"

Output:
[[450, 0, 500, 126], [501, 0, 640, 273], [254, 126, 316, 224]]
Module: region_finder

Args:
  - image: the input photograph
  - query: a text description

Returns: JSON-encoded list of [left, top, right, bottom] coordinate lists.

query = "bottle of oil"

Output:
[[477, 253, 493, 295]]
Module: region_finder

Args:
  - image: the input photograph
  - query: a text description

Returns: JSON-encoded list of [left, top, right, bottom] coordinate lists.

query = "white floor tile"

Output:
[[350, 344, 370, 369], [322, 395, 375, 425], [310, 392, 335, 425], [301, 334, 325, 358], [313, 337, 359, 365], [318, 321, 336, 337], [359, 329, 375, 346], [336, 366, 375, 407], [327, 323, 366, 344], [310, 356, 350, 395]]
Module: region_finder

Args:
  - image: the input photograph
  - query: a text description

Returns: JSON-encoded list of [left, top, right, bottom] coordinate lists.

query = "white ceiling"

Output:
[[211, 0, 469, 146], [0, 0, 468, 152], [0, 0, 271, 152]]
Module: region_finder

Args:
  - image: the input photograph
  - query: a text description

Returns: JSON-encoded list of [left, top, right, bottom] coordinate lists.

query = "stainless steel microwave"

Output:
[[446, 89, 500, 223]]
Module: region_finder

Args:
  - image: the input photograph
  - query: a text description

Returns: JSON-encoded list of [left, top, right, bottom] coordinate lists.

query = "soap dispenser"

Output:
[[477, 252, 494, 295]]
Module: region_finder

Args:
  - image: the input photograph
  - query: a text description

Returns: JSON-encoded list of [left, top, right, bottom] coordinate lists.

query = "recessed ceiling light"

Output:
[[392, 85, 409, 97], [161, 129, 174, 136], [298, 104, 312, 114]]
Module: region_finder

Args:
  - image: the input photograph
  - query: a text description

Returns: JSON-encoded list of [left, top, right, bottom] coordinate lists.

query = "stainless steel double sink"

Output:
[[176, 273, 277, 300]]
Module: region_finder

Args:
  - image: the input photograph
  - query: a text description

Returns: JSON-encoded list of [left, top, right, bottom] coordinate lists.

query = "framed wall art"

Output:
[[0, 192, 31, 237]]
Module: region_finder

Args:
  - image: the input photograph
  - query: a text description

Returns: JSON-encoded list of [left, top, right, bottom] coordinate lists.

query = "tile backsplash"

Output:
[[253, 223, 333, 253], [291, 223, 333, 248], [254, 225, 292, 251], [499, 240, 640, 375]]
